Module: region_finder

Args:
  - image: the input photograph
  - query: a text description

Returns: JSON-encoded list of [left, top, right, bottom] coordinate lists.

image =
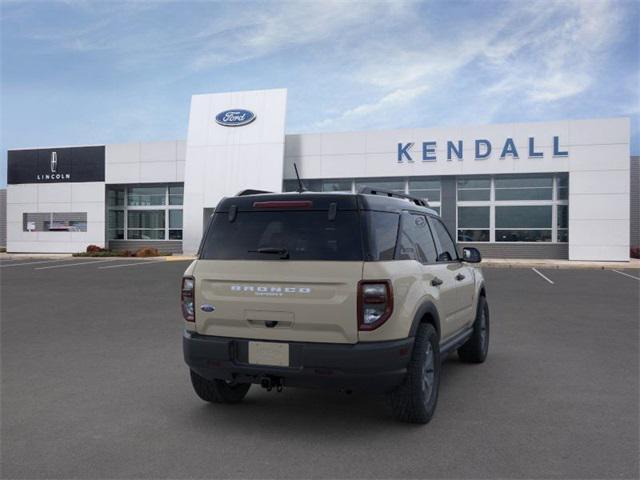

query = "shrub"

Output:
[[86, 244, 106, 253], [631, 246, 640, 259], [134, 247, 161, 257]]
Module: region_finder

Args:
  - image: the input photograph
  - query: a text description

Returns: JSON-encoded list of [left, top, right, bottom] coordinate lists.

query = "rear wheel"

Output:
[[458, 296, 489, 363], [388, 323, 440, 424], [189, 370, 251, 404]]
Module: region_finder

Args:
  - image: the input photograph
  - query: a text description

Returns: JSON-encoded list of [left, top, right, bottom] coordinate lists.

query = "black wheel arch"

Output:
[[409, 301, 441, 340]]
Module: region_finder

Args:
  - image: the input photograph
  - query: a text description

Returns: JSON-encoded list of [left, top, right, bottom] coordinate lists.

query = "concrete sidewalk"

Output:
[[2, 252, 638, 270], [482, 257, 640, 270]]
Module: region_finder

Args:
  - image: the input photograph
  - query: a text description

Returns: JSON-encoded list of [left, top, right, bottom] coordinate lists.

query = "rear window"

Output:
[[200, 211, 363, 261]]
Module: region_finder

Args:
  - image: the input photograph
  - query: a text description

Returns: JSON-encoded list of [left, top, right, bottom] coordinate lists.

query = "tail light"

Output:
[[358, 280, 393, 331], [181, 276, 195, 322]]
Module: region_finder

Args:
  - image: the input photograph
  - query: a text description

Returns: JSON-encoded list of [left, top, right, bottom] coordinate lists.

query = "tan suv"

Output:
[[182, 188, 489, 424]]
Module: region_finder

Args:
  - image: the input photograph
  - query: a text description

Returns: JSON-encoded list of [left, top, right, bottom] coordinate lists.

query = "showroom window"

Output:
[[355, 177, 405, 193], [457, 206, 490, 242], [107, 184, 183, 241], [23, 212, 87, 232], [408, 178, 441, 215], [283, 177, 442, 215], [457, 178, 491, 201], [457, 174, 568, 243]]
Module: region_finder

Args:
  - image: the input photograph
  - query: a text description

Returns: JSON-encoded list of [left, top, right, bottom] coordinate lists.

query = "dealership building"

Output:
[[3, 88, 638, 261]]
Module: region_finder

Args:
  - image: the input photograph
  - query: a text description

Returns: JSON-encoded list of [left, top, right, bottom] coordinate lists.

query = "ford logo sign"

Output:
[[200, 304, 215, 312], [215, 109, 256, 127]]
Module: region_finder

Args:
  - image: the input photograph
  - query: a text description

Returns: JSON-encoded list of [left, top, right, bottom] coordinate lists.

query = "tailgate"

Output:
[[194, 260, 363, 344]]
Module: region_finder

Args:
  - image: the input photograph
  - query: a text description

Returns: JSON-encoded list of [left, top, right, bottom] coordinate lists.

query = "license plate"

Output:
[[248, 341, 289, 367]]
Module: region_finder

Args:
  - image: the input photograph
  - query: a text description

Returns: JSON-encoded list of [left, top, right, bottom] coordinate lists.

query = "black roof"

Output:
[[216, 190, 439, 216]]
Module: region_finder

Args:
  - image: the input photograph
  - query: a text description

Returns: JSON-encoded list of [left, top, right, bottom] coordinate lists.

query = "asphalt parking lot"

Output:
[[1, 258, 638, 479]]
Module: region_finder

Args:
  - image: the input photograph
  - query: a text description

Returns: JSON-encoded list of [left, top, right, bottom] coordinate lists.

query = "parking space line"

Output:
[[98, 260, 166, 269], [34, 259, 118, 270], [612, 269, 640, 281], [0, 259, 70, 268], [532, 268, 554, 284]]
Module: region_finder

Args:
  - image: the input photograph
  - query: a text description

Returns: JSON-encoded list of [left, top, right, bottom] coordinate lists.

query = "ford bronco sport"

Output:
[[182, 188, 489, 424]]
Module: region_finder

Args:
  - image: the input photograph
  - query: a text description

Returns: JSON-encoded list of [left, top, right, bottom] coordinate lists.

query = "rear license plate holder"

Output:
[[248, 341, 290, 367]]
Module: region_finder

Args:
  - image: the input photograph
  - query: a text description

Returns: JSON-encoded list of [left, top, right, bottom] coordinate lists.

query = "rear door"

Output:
[[194, 201, 363, 344]]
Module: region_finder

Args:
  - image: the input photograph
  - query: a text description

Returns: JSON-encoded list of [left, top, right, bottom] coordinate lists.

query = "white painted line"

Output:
[[98, 260, 166, 269], [612, 269, 640, 281], [34, 259, 118, 270], [532, 268, 555, 285], [0, 259, 70, 268]]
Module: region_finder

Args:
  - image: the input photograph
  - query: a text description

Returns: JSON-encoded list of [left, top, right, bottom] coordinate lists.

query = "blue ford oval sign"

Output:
[[215, 109, 256, 127]]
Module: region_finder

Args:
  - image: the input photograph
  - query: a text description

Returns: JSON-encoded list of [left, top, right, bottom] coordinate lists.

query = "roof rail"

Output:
[[236, 189, 272, 196], [358, 187, 429, 207]]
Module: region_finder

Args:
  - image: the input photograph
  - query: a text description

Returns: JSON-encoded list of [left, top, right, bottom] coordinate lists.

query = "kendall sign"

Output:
[[397, 136, 568, 163]]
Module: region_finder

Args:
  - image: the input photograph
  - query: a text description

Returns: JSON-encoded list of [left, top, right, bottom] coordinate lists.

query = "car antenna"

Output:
[[293, 163, 307, 193]]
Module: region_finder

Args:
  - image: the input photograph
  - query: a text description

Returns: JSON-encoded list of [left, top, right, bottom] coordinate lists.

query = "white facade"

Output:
[[4, 88, 633, 261], [182, 89, 287, 253], [283, 118, 630, 261]]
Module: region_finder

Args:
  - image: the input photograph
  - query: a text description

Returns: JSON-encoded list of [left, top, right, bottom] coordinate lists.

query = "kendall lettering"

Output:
[[396, 136, 568, 163]]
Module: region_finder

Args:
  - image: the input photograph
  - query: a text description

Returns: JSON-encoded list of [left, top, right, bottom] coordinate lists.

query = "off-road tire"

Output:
[[190, 370, 251, 404], [458, 295, 489, 363], [388, 323, 440, 424]]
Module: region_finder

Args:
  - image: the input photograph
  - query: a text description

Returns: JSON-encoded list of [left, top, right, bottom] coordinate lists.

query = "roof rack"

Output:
[[236, 189, 272, 196], [358, 187, 429, 207]]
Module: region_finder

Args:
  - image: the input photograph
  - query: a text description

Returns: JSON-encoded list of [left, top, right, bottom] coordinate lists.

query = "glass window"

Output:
[[494, 175, 553, 200], [127, 210, 165, 240], [128, 210, 165, 229], [458, 230, 490, 242], [169, 185, 184, 205], [108, 210, 124, 229], [409, 178, 441, 203], [495, 206, 551, 229], [496, 230, 552, 242], [396, 214, 437, 263], [127, 230, 165, 240], [201, 211, 363, 261], [356, 178, 405, 193], [23, 212, 87, 232], [322, 180, 352, 192], [364, 211, 400, 261], [557, 204, 568, 243], [127, 186, 166, 206], [169, 210, 183, 229], [107, 188, 125, 206], [458, 207, 490, 228], [457, 206, 490, 243], [557, 174, 569, 200], [457, 178, 490, 201], [428, 218, 458, 262]]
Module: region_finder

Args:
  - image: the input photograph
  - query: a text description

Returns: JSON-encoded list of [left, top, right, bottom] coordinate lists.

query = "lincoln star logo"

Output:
[[230, 285, 311, 297], [215, 109, 256, 127], [36, 151, 70, 181]]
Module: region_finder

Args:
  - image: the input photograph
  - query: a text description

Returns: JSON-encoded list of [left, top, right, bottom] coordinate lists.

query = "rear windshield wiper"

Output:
[[248, 247, 290, 259]]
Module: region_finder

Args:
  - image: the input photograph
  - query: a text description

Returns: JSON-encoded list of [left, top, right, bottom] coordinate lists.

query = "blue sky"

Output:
[[1, 0, 638, 187]]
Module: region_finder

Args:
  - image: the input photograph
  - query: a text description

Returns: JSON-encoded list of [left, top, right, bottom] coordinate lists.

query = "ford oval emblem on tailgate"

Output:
[[200, 304, 215, 312]]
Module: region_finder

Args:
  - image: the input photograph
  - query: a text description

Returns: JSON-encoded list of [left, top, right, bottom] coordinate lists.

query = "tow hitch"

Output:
[[260, 376, 284, 392]]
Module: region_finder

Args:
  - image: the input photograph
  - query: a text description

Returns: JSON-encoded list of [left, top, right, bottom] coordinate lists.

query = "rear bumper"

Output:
[[183, 330, 414, 393]]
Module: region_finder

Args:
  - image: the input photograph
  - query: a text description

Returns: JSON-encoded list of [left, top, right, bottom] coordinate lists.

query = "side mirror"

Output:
[[462, 247, 482, 263]]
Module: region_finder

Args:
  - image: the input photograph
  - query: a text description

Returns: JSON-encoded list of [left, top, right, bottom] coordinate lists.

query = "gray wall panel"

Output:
[[107, 240, 182, 254], [440, 177, 456, 236], [459, 242, 568, 259], [631, 156, 639, 247], [0, 189, 6, 247]]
